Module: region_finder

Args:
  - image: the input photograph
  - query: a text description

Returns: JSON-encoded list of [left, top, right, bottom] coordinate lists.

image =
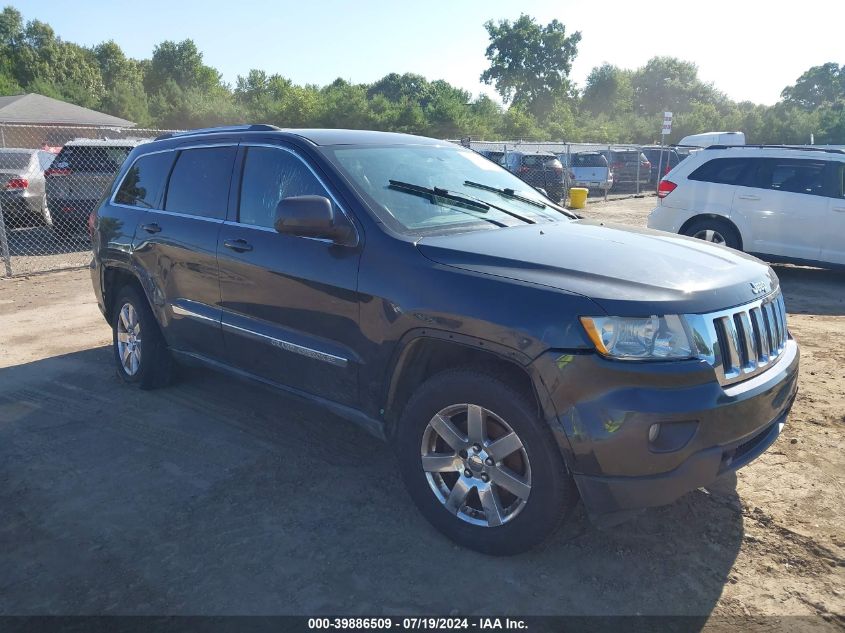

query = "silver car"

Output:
[[0, 148, 55, 228], [558, 151, 613, 194]]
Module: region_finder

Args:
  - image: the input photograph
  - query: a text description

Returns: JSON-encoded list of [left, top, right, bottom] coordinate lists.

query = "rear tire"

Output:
[[395, 369, 578, 555], [112, 285, 173, 390], [682, 217, 741, 250]]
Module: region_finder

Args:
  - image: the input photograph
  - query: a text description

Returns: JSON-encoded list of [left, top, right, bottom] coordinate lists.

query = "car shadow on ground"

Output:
[[773, 264, 845, 318], [0, 347, 742, 622]]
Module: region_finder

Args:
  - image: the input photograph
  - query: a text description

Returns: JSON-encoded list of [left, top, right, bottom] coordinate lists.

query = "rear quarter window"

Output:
[[688, 158, 751, 185], [115, 152, 175, 209]]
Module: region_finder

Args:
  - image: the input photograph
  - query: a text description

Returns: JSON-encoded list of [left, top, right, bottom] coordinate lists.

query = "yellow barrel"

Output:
[[569, 187, 588, 209]]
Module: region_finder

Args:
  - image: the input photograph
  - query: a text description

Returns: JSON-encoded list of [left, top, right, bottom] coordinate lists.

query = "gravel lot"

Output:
[[0, 197, 842, 626]]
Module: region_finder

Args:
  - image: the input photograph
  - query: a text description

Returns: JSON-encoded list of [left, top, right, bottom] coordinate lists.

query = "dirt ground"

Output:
[[0, 197, 842, 627]]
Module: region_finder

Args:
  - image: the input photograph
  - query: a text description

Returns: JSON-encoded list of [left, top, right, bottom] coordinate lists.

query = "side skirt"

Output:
[[170, 349, 386, 441]]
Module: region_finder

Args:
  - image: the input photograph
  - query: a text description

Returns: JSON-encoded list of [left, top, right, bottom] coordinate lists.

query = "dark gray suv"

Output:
[[91, 125, 799, 555]]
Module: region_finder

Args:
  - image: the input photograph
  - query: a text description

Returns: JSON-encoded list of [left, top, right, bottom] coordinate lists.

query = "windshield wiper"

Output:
[[387, 180, 507, 227], [388, 179, 536, 225], [389, 180, 490, 211], [463, 180, 547, 209]]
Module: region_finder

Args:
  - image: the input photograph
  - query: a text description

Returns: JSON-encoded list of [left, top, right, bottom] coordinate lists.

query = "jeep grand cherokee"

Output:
[[91, 125, 799, 555]]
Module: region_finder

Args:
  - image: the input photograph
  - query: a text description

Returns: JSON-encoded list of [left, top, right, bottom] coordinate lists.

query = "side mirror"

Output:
[[274, 195, 355, 245]]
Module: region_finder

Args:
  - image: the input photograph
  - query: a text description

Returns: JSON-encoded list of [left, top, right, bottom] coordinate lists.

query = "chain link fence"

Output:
[[460, 140, 681, 204], [0, 124, 177, 277]]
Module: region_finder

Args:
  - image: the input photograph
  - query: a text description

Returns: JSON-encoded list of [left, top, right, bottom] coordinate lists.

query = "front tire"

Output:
[[395, 369, 578, 555], [112, 285, 173, 389]]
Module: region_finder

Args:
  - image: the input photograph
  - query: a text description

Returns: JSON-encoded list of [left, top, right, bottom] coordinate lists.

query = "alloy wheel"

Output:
[[420, 403, 532, 527], [116, 302, 142, 376], [692, 228, 726, 245]]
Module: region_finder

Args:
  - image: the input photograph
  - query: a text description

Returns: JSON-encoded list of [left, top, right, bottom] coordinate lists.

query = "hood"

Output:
[[416, 220, 778, 316]]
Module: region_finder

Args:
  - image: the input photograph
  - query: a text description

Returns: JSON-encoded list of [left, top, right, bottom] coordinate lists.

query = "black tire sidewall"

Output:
[[112, 286, 164, 388], [684, 218, 741, 250], [395, 370, 576, 555]]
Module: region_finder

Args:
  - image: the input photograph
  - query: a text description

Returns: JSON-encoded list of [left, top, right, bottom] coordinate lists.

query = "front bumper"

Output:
[[532, 338, 799, 518]]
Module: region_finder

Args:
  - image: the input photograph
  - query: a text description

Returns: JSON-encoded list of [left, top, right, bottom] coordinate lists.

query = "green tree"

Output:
[[631, 56, 720, 117], [582, 63, 633, 116], [144, 39, 220, 96], [480, 14, 580, 116], [94, 40, 150, 124], [781, 62, 844, 110]]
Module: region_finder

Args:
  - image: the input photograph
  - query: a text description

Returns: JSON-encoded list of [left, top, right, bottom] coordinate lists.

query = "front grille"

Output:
[[686, 290, 788, 386]]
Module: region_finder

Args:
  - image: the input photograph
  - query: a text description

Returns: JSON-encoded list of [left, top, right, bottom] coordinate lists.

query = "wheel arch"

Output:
[[383, 330, 549, 439], [102, 264, 149, 324], [679, 214, 744, 250]]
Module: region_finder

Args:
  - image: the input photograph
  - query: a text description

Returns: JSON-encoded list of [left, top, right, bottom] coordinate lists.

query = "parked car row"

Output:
[[476, 146, 689, 200], [0, 137, 150, 238]]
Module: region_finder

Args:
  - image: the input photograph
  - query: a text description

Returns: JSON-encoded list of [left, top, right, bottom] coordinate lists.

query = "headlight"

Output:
[[579, 315, 695, 360]]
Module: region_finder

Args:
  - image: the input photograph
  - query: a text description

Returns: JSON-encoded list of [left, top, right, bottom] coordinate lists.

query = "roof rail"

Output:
[[154, 124, 280, 141], [705, 144, 845, 155]]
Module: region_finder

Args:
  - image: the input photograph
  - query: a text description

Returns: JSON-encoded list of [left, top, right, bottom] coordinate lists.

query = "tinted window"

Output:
[[53, 146, 133, 173], [238, 147, 328, 228], [688, 158, 751, 185], [755, 159, 828, 196], [835, 164, 845, 198], [164, 147, 236, 219], [115, 152, 175, 209], [522, 155, 558, 167], [0, 152, 32, 170], [573, 153, 607, 167]]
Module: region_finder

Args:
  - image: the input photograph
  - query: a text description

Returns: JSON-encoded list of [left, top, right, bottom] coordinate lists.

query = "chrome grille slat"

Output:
[[750, 307, 769, 361], [686, 289, 788, 387], [717, 316, 742, 378], [736, 311, 757, 371], [776, 295, 787, 347]]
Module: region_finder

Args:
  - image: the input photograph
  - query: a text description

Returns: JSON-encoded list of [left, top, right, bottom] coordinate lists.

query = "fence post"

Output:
[[635, 145, 641, 195], [0, 199, 12, 278]]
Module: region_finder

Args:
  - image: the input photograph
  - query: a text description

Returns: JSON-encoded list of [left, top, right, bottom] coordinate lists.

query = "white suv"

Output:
[[647, 146, 845, 267]]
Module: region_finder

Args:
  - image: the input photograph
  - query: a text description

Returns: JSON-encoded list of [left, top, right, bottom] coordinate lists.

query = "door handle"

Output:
[[140, 222, 161, 234], [737, 194, 761, 201], [833, 206, 845, 213], [223, 238, 253, 253]]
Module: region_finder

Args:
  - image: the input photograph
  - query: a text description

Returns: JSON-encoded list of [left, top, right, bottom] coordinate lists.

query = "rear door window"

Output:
[[688, 158, 752, 185], [164, 147, 237, 219], [752, 158, 830, 196], [115, 151, 175, 209]]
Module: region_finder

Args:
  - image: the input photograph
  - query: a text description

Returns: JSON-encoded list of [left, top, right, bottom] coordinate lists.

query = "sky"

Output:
[[11, 0, 845, 105]]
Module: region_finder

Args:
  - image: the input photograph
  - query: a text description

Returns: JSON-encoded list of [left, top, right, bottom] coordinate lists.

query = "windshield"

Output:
[[0, 152, 32, 171], [323, 144, 568, 233]]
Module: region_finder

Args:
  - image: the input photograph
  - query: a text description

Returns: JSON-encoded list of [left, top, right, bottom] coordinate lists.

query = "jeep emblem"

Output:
[[750, 281, 767, 295]]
